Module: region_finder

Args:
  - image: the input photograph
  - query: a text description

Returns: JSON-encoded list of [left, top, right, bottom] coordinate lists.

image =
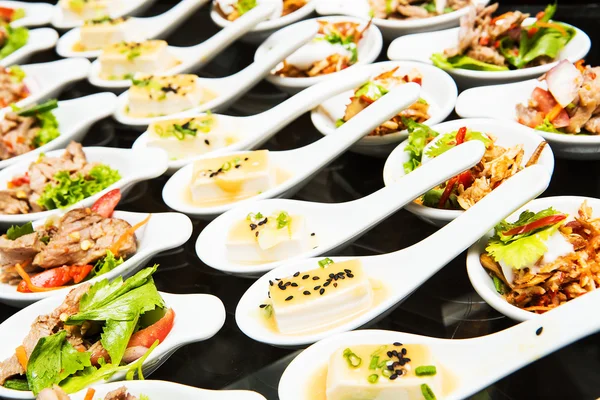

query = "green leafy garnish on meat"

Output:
[[354, 81, 389, 102], [8, 65, 25, 83], [431, 53, 510, 72], [0, 26, 28, 60], [421, 187, 459, 209], [2, 378, 29, 391], [236, 0, 257, 15], [37, 164, 121, 210], [90, 250, 124, 278], [13, 100, 61, 148], [402, 118, 439, 174], [322, 31, 358, 64], [11, 8, 26, 21], [6, 221, 33, 240], [535, 118, 564, 134], [425, 130, 491, 158]]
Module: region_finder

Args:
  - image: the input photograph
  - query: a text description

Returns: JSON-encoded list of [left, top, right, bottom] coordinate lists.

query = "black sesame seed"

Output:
[[255, 232, 259, 237], [204, 139, 210, 145], [244, 157, 249, 161], [390, 374, 398, 380], [285, 282, 291, 287], [401, 348, 407, 355], [275, 278, 280, 281], [536, 327, 543, 336], [392, 350, 398, 357], [250, 223, 257, 230], [311, 233, 316, 236], [314, 286, 321, 290], [303, 291, 311, 295], [319, 288, 325, 295], [329, 273, 335, 278], [293, 272, 300, 277], [285, 296, 293, 301], [398, 359, 406, 366], [313, 276, 320, 281], [387, 364, 394, 371], [302, 275, 309, 280], [344, 269, 352, 274], [395, 369, 403, 375], [323, 281, 331, 287], [235, 164, 241, 169], [387, 351, 393, 357], [292, 283, 299, 287], [333, 283, 338, 287], [269, 280, 273, 286], [259, 304, 267, 308], [393, 342, 402, 346], [347, 273, 354, 278]]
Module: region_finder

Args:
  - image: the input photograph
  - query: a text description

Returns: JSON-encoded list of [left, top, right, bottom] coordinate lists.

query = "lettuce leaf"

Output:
[[494, 207, 562, 242], [421, 188, 459, 209], [0, 26, 28, 60], [431, 53, 509, 71], [354, 81, 389, 102], [425, 130, 492, 158], [402, 118, 439, 174], [90, 250, 124, 278], [6, 221, 33, 240], [535, 118, 564, 134]]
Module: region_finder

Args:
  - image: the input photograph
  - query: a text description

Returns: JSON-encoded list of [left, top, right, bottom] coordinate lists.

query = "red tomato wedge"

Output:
[[504, 214, 567, 236], [455, 127, 467, 145], [91, 189, 121, 218], [530, 87, 570, 128], [127, 308, 175, 348], [0, 7, 14, 22], [17, 265, 93, 293]]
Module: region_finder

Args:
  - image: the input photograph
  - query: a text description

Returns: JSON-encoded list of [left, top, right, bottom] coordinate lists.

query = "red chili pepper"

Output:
[[494, 40, 501, 49], [503, 214, 567, 236], [17, 265, 93, 293], [479, 36, 490, 46], [0, 7, 14, 22], [456, 171, 474, 189], [438, 176, 459, 209], [536, 11, 545, 20], [455, 127, 467, 145], [359, 95, 375, 104], [91, 189, 121, 218], [528, 27, 539, 38], [8, 173, 29, 189]]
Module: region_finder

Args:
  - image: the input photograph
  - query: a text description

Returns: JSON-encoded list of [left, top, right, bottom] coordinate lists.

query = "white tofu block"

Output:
[[269, 259, 373, 334], [226, 213, 310, 262], [327, 344, 443, 400], [59, 0, 118, 21], [189, 150, 275, 205], [127, 74, 207, 118], [79, 17, 135, 50], [100, 40, 178, 80]]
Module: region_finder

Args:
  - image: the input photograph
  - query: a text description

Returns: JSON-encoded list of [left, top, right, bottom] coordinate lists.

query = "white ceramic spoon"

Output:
[[0, 209, 193, 307], [132, 67, 372, 174], [51, 0, 158, 30], [279, 285, 600, 400], [197, 140, 485, 277], [161, 82, 421, 219], [455, 79, 600, 160], [8, 58, 91, 112], [57, 0, 211, 59], [113, 27, 317, 129], [387, 18, 591, 89], [0, 92, 116, 171], [0, 1, 54, 28], [88, 5, 275, 90], [382, 118, 555, 227], [0, 28, 58, 67], [467, 195, 600, 322], [311, 60, 457, 157], [0, 146, 168, 226], [235, 165, 550, 347], [68, 380, 266, 400], [0, 291, 226, 399], [315, 0, 490, 40]]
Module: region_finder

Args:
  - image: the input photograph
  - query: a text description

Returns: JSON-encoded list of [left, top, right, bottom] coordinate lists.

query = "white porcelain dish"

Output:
[[255, 15, 383, 94], [88, 4, 275, 90], [210, 0, 317, 45], [68, 380, 267, 400], [51, 0, 159, 30], [196, 141, 485, 277], [57, 0, 211, 59], [0, 290, 225, 399], [132, 67, 372, 174], [161, 83, 420, 219], [0, 92, 116, 171], [455, 79, 600, 160], [0, 28, 58, 67], [311, 60, 457, 157], [113, 28, 316, 129], [315, 0, 490, 40], [0, 1, 54, 27], [466, 195, 599, 322], [0, 146, 168, 226], [387, 18, 591, 89], [0, 209, 192, 308], [9, 58, 91, 112], [235, 165, 551, 347], [382, 118, 555, 227]]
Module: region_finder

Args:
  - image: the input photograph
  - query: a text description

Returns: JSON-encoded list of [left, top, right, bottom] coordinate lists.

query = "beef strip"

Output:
[[29, 141, 90, 195], [0, 113, 40, 161], [466, 45, 506, 66], [566, 67, 600, 133], [0, 232, 45, 284], [0, 190, 30, 214], [104, 387, 138, 400], [397, 4, 429, 18]]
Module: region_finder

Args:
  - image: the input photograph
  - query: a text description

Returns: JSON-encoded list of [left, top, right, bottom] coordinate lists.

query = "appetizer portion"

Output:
[[0, 141, 121, 214], [226, 210, 314, 263], [99, 40, 179, 81], [126, 74, 212, 118], [75, 16, 135, 52], [0, 100, 60, 161], [189, 150, 277, 206], [260, 258, 373, 334], [327, 343, 442, 400], [432, 4, 575, 71], [146, 113, 237, 161], [59, 0, 119, 21], [215, 0, 307, 21], [0, 188, 146, 292], [0, 267, 174, 395], [39, 386, 147, 400], [517, 60, 600, 135], [0, 7, 25, 25], [0, 65, 28, 108], [0, 25, 28, 60], [274, 20, 368, 78], [480, 202, 600, 314], [403, 121, 547, 210], [336, 67, 429, 136], [369, 0, 469, 20]]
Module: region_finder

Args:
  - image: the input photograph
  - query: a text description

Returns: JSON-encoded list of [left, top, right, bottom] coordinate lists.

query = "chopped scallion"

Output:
[[318, 258, 334, 268], [369, 355, 379, 370], [343, 348, 361, 368], [421, 383, 437, 400], [367, 374, 379, 384], [415, 365, 437, 376]]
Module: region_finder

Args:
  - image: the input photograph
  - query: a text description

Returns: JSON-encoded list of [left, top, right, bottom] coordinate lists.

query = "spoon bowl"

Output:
[[0, 28, 58, 67], [51, 0, 158, 30], [1, 1, 54, 28]]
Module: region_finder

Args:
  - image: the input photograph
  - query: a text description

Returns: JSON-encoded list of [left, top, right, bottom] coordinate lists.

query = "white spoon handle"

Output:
[[145, 0, 210, 38], [289, 83, 421, 164], [315, 0, 369, 18]]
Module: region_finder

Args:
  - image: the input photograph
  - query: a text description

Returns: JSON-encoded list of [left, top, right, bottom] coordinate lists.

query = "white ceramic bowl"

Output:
[[0, 28, 58, 67], [466, 195, 599, 322], [210, 0, 317, 44], [311, 60, 457, 157], [0, 290, 225, 399], [387, 18, 591, 89], [255, 15, 383, 94], [0, 1, 54, 27], [0, 146, 168, 226], [455, 79, 600, 160], [51, 0, 158, 30], [382, 118, 555, 227]]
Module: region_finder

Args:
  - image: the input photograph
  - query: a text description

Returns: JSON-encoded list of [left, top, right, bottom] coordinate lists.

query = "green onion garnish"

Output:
[[276, 211, 290, 229], [343, 348, 361, 368], [318, 258, 334, 268], [17, 99, 58, 117], [492, 275, 507, 295], [421, 384, 437, 400], [247, 212, 264, 221], [381, 368, 393, 378], [415, 366, 437, 376], [367, 374, 379, 384], [221, 161, 232, 171], [370, 345, 386, 357], [260, 304, 272, 318], [369, 355, 379, 370]]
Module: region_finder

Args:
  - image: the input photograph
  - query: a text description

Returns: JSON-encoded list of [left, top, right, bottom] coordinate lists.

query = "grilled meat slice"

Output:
[[29, 141, 91, 194], [0, 232, 45, 268], [0, 190, 30, 214], [105, 387, 138, 400]]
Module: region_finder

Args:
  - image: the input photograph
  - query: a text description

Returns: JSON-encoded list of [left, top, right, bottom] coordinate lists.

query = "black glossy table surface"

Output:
[[1, 2, 600, 399]]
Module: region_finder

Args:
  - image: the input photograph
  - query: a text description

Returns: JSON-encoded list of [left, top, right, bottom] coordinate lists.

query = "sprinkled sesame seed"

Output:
[[401, 348, 407, 355], [333, 283, 338, 287], [311, 233, 316, 236], [285, 296, 293, 301], [291, 283, 298, 287], [293, 272, 300, 277], [347, 273, 354, 278], [344, 269, 352, 273], [323, 281, 331, 287], [387, 351, 393, 358], [259, 304, 267, 308], [269, 280, 273, 286], [302, 275, 309, 280], [536, 327, 543, 336], [390, 374, 398, 380], [319, 288, 325, 295], [303, 291, 311, 295], [312, 276, 320, 281], [393, 342, 402, 346], [314, 286, 321, 290]]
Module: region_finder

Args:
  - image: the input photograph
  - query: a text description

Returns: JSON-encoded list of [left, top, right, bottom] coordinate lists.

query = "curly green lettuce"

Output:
[[0, 26, 28, 60], [402, 118, 439, 174]]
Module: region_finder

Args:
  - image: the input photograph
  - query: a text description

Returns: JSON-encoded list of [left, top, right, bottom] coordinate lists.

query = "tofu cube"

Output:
[[79, 17, 135, 51], [60, 0, 118, 21], [100, 40, 178, 80]]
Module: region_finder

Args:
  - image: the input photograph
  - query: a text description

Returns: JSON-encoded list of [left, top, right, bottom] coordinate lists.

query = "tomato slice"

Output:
[[438, 176, 459, 209], [503, 214, 567, 236], [91, 189, 121, 218], [0, 7, 14, 22], [16, 265, 93, 293], [127, 308, 175, 348], [455, 127, 467, 145]]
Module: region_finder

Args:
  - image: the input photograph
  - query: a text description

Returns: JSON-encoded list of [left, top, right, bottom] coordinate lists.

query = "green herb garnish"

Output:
[[367, 374, 379, 384], [17, 99, 58, 117], [369, 355, 380, 370], [0, 26, 28, 60], [90, 250, 124, 278], [343, 348, 362, 368], [6, 221, 33, 240], [236, 0, 257, 15], [355, 81, 389, 102], [415, 365, 437, 376], [421, 383, 437, 400], [402, 118, 439, 174], [318, 258, 334, 268], [276, 211, 290, 229]]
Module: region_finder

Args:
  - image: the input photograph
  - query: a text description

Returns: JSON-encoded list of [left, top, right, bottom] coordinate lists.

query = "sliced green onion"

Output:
[[318, 258, 334, 268], [221, 161, 232, 171], [369, 355, 379, 370], [370, 345, 387, 357], [17, 99, 58, 117], [415, 365, 437, 376], [343, 348, 362, 368], [377, 359, 390, 369], [421, 384, 437, 400], [381, 368, 393, 378], [491, 274, 507, 295], [367, 374, 379, 384], [261, 304, 272, 319], [276, 211, 290, 229]]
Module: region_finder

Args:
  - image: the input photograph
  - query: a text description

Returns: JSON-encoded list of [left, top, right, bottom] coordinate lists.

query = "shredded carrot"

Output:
[[15, 345, 28, 371], [15, 262, 68, 293], [547, 103, 564, 122], [84, 388, 95, 400], [575, 59, 586, 72], [535, 21, 568, 36], [109, 214, 151, 256], [491, 12, 512, 24]]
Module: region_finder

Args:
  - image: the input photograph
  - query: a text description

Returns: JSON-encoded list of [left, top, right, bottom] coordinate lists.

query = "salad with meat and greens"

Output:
[[369, 0, 470, 20], [432, 3, 575, 72], [38, 385, 149, 400], [214, 0, 307, 21], [0, 266, 174, 395]]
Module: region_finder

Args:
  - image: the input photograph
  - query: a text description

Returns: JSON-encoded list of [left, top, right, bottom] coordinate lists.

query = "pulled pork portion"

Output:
[[0, 112, 43, 161], [0, 67, 28, 108], [215, 0, 307, 21], [369, 0, 470, 20], [37, 385, 140, 400]]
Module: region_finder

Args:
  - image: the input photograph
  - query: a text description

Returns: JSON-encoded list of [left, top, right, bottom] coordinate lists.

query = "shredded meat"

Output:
[[369, 0, 470, 20], [0, 67, 28, 108], [216, 0, 307, 21], [0, 112, 41, 161]]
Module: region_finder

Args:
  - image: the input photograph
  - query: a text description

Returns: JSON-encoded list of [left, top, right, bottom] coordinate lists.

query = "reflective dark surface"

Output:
[[1, 2, 600, 399]]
